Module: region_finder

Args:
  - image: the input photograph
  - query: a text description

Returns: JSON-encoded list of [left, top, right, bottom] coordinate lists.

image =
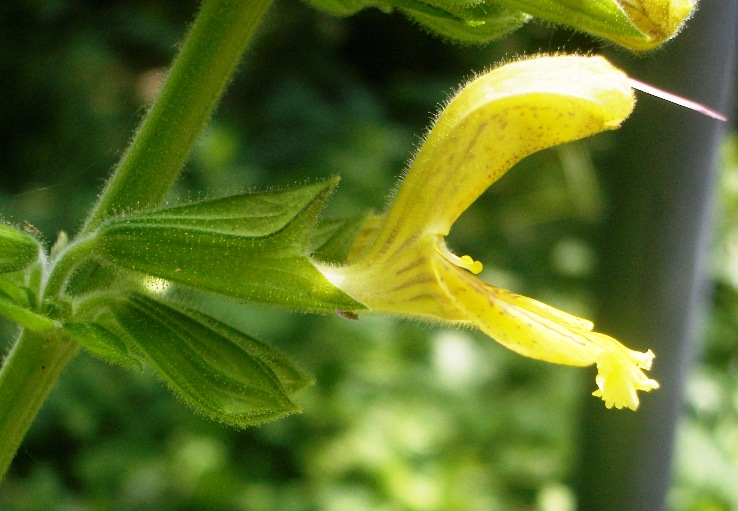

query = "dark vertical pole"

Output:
[[576, 1, 738, 510]]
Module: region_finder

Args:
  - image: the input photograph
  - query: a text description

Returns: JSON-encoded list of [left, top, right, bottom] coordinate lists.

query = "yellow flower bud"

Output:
[[609, 0, 696, 50], [497, 0, 696, 50]]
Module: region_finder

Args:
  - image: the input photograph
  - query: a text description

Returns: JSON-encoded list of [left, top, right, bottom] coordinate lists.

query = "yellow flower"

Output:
[[317, 55, 659, 410]]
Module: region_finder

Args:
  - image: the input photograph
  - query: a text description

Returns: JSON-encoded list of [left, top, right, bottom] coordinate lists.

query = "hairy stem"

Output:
[[82, 0, 274, 232], [0, 331, 79, 479]]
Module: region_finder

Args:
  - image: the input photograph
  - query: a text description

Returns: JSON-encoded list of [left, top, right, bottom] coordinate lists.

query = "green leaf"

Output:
[[111, 294, 299, 426], [181, 307, 314, 395], [0, 223, 40, 273], [96, 179, 364, 312], [0, 294, 58, 333], [64, 321, 142, 368], [303, 0, 529, 42]]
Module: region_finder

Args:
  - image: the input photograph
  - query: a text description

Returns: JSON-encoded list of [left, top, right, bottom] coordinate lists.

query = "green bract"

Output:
[[406, 1, 529, 43], [177, 307, 314, 396], [0, 223, 40, 274], [93, 179, 364, 312], [110, 294, 303, 426], [304, 0, 695, 49], [0, 180, 361, 434], [0, 180, 356, 428], [0, 225, 56, 332], [304, 0, 530, 42], [63, 321, 142, 368]]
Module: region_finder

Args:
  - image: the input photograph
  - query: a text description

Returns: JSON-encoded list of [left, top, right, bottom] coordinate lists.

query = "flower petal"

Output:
[[369, 55, 635, 256], [432, 255, 598, 365], [588, 334, 660, 410], [431, 255, 659, 409]]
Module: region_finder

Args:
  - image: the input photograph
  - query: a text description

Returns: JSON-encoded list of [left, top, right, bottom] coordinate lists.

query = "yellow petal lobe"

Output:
[[432, 256, 659, 410], [589, 335, 660, 410], [376, 55, 635, 250]]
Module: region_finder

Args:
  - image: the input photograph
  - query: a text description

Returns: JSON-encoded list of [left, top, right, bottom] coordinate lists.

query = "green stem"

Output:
[[82, 0, 274, 232], [0, 0, 274, 481], [0, 331, 79, 479]]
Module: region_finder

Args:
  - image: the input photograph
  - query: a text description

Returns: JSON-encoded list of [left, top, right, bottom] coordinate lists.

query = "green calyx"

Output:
[[0, 223, 41, 274], [303, 0, 696, 49], [93, 179, 364, 312]]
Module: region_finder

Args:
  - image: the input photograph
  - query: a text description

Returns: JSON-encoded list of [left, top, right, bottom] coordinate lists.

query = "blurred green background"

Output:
[[0, 1, 737, 510]]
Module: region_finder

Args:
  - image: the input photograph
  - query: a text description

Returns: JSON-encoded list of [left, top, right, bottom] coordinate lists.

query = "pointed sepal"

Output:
[[94, 179, 364, 312]]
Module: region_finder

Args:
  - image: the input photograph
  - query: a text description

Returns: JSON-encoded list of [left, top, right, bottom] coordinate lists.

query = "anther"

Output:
[[437, 242, 484, 274]]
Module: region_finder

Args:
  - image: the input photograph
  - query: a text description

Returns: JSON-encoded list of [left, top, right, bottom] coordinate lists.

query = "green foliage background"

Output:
[[0, 1, 736, 510]]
